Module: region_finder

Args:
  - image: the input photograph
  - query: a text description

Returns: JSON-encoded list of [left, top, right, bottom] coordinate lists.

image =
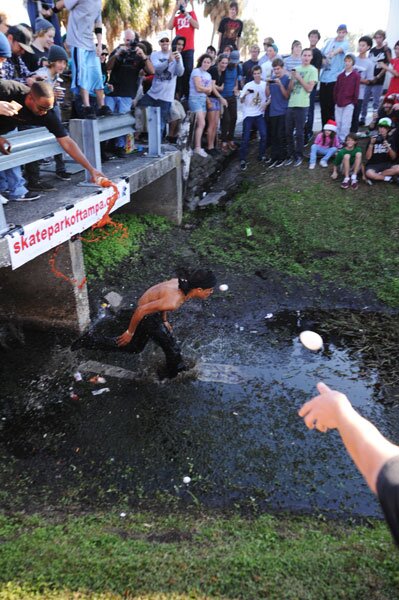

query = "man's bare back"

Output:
[[117, 274, 215, 347]]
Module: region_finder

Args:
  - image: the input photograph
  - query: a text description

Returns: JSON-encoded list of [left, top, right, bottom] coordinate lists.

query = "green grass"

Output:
[[190, 170, 399, 305], [82, 214, 171, 279], [0, 511, 398, 599]]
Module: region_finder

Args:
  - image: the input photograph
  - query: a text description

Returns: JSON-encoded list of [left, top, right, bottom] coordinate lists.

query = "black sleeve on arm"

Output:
[[0, 80, 30, 101], [376, 455, 399, 547], [43, 110, 68, 138]]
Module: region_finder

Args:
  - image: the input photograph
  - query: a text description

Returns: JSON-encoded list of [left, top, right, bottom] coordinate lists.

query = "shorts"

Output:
[[70, 47, 103, 95], [207, 97, 221, 112], [376, 455, 399, 547], [189, 96, 207, 113], [365, 162, 394, 173]]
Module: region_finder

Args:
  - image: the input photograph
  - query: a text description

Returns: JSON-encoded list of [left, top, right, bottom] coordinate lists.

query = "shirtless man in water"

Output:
[[74, 269, 216, 378]]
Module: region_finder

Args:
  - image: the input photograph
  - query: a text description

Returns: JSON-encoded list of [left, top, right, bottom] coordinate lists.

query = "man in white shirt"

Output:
[[239, 65, 267, 170]]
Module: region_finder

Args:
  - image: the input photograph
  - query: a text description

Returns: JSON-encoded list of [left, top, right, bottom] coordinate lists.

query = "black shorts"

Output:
[[365, 162, 393, 173], [376, 455, 399, 547]]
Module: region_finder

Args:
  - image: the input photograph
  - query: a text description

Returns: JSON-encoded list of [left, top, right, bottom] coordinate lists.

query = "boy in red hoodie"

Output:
[[334, 54, 360, 143]]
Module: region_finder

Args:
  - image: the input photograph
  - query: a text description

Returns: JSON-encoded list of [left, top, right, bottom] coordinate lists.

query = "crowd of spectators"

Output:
[[0, 1, 398, 203]]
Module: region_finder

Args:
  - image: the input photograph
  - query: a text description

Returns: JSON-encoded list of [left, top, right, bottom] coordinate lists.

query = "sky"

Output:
[[0, 0, 393, 54]]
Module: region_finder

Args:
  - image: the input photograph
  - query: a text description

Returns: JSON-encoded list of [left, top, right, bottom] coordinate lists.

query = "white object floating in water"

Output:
[[183, 476, 191, 484], [264, 313, 274, 319], [120, 512, 127, 518], [299, 330, 323, 352], [91, 387, 111, 396], [219, 284, 229, 292]]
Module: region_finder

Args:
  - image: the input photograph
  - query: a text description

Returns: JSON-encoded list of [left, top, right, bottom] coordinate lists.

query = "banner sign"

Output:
[[6, 179, 130, 270]]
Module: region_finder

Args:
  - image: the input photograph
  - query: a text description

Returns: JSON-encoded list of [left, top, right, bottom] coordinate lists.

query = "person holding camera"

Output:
[[167, 0, 199, 100], [106, 30, 154, 156], [239, 65, 268, 171], [365, 117, 399, 183], [137, 31, 184, 141]]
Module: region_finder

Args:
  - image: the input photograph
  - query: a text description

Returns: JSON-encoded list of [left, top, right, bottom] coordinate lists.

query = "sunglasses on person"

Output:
[[101, 52, 108, 56]]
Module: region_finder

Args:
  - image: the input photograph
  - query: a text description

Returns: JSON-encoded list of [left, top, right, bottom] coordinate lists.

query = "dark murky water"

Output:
[[1, 301, 399, 520]]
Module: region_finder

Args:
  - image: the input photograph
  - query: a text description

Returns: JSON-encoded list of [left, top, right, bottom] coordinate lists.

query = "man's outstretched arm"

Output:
[[298, 382, 399, 493]]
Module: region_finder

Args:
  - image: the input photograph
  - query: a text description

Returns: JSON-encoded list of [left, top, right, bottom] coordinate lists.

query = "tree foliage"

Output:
[[102, 0, 173, 47], [241, 18, 259, 58]]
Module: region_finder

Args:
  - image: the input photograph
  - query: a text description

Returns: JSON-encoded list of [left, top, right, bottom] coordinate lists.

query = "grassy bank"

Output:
[[190, 167, 399, 306], [82, 214, 171, 279], [0, 511, 398, 599]]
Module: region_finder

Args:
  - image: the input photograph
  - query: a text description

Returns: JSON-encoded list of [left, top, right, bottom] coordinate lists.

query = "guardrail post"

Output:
[[146, 107, 162, 157], [0, 204, 9, 236], [69, 119, 102, 185]]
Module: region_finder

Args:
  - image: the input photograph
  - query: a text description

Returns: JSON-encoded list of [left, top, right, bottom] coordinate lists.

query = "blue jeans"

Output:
[[240, 115, 267, 162], [0, 168, 28, 199], [0, 128, 28, 198], [138, 94, 171, 139], [105, 96, 132, 147], [182, 49, 194, 98], [361, 84, 383, 120], [309, 144, 337, 165], [305, 86, 317, 139], [286, 107, 308, 159]]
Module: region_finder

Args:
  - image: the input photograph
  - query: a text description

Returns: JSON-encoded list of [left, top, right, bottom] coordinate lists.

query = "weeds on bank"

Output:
[[0, 511, 398, 600], [191, 173, 399, 306], [82, 215, 171, 279]]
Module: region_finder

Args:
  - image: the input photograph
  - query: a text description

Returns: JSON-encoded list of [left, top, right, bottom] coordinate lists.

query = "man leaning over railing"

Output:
[[0, 79, 103, 202]]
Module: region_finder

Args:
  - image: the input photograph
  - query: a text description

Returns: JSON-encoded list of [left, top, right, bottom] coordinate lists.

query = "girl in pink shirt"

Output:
[[309, 119, 340, 168]]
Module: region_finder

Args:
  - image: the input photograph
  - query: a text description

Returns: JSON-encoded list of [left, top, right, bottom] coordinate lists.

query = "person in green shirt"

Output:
[[331, 133, 362, 189], [285, 48, 318, 167]]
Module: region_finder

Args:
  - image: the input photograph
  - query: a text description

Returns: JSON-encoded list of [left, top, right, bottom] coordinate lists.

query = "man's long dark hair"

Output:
[[178, 269, 217, 294]]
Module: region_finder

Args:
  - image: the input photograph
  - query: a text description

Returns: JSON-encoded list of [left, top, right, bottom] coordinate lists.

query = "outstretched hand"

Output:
[[117, 331, 133, 347], [298, 382, 352, 432]]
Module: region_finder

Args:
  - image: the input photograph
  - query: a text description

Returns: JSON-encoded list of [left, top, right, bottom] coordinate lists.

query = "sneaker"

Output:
[[309, 163, 316, 170], [10, 191, 41, 202], [97, 105, 113, 117], [268, 160, 278, 169], [319, 159, 328, 168], [275, 160, 285, 168], [341, 178, 350, 189], [366, 178, 373, 186], [194, 148, 209, 158], [359, 119, 365, 127], [28, 180, 56, 192], [259, 156, 271, 164], [284, 157, 294, 166], [351, 179, 358, 190], [240, 160, 247, 171], [207, 148, 220, 157], [293, 157, 303, 167], [56, 170, 72, 181], [82, 105, 97, 119], [384, 175, 392, 183], [0, 193, 8, 205]]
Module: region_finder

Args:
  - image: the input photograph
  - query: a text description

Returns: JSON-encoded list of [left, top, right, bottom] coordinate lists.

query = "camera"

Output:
[[373, 134, 384, 144], [119, 39, 139, 61], [179, 4, 185, 13]]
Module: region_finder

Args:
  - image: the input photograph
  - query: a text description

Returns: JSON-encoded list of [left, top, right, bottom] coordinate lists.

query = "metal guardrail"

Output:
[[0, 109, 163, 235]]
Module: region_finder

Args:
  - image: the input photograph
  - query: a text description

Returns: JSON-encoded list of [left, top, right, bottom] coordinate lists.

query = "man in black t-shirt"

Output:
[[242, 44, 260, 85], [365, 117, 399, 182], [0, 80, 103, 200], [217, 2, 243, 53], [360, 29, 391, 126], [105, 30, 154, 156]]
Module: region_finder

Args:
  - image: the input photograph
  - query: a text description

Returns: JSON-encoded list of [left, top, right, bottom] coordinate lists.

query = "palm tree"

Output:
[[198, 0, 230, 46], [102, 0, 173, 48]]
